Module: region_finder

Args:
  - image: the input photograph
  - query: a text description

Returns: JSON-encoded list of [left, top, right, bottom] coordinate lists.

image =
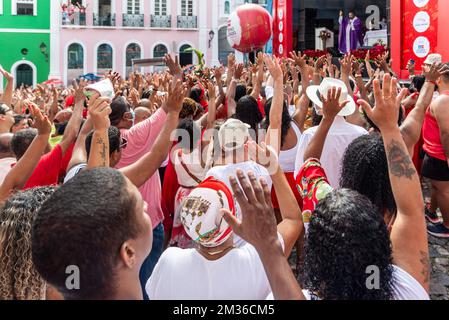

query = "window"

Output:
[[153, 44, 168, 72], [127, 0, 140, 14], [181, 0, 193, 16], [153, 44, 168, 58], [154, 0, 167, 16], [179, 44, 193, 67], [97, 44, 113, 75], [67, 43, 84, 82], [13, 0, 36, 16], [125, 43, 142, 77], [224, 1, 230, 15]]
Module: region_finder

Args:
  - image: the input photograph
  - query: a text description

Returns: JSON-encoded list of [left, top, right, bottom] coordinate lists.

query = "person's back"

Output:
[[147, 243, 273, 300], [294, 116, 367, 187]]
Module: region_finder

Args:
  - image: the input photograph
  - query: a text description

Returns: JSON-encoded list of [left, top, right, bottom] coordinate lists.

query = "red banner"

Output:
[[272, 0, 292, 58], [401, 0, 438, 71]]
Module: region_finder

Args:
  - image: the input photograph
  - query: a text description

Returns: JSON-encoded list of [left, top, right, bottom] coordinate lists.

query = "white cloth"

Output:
[[0, 157, 15, 185], [174, 148, 206, 188], [288, 105, 296, 117], [146, 233, 285, 300], [298, 265, 429, 300], [279, 122, 302, 173], [294, 116, 368, 188], [64, 163, 87, 184], [265, 86, 274, 100], [205, 161, 272, 192]]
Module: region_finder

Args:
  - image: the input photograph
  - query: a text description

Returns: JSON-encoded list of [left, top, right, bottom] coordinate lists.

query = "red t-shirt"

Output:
[[22, 144, 64, 190]]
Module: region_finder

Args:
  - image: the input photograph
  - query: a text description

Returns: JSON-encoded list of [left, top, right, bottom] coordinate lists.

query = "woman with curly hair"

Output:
[[0, 187, 58, 300], [294, 76, 429, 300]]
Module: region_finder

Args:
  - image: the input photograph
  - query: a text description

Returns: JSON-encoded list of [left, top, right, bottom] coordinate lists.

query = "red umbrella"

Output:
[[42, 79, 63, 86]]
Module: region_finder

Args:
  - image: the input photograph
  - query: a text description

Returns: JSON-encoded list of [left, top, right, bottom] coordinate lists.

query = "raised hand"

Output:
[[234, 63, 244, 80], [221, 170, 278, 251], [314, 55, 327, 72], [358, 74, 408, 132], [29, 103, 51, 136], [406, 59, 416, 76], [246, 141, 279, 174], [88, 94, 111, 131], [320, 86, 349, 120], [73, 79, 87, 106], [164, 79, 186, 114], [423, 63, 449, 82], [164, 54, 182, 79], [228, 53, 236, 70], [0, 65, 13, 81], [340, 54, 352, 76], [264, 54, 283, 80], [206, 80, 216, 101]]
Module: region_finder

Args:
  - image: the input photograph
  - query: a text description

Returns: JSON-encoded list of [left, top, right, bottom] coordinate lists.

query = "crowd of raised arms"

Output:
[[0, 49, 448, 300]]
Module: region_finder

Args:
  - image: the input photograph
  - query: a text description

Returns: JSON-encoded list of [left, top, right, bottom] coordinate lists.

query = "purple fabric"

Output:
[[339, 17, 364, 54]]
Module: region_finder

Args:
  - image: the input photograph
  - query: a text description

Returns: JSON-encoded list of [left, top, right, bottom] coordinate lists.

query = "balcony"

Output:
[[177, 15, 197, 29], [122, 14, 144, 27], [62, 12, 86, 26], [151, 15, 172, 28], [93, 13, 116, 27]]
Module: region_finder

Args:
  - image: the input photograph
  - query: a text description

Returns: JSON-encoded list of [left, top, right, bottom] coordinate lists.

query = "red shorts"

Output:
[[271, 172, 303, 209]]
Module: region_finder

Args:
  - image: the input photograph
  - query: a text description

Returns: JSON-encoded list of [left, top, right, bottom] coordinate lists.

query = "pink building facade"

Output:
[[51, 0, 250, 85]]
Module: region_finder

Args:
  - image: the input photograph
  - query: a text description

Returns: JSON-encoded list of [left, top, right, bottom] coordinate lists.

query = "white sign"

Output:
[[413, 11, 430, 33], [413, 0, 430, 8], [413, 36, 431, 58]]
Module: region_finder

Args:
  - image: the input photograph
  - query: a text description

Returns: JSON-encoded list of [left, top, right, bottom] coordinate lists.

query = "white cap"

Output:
[[424, 54, 442, 66], [218, 119, 251, 152]]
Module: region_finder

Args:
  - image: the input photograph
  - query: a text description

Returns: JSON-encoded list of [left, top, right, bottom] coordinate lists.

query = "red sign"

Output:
[[272, 0, 292, 58], [401, 0, 438, 71]]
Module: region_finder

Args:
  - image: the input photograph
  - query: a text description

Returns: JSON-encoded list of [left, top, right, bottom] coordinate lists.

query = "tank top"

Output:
[[423, 91, 449, 161], [279, 122, 302, 173]]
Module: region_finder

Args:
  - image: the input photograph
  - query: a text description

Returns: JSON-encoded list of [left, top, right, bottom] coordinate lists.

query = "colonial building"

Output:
[[0, 0, 59, 89]]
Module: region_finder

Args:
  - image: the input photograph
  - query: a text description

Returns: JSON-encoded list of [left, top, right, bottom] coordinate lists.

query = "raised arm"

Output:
[[59, 80, 87, 155], [0, 105, 51, 202], [67, 117, 92, 171], [264, 55, 284, 154], [401, 63, 449, 154], [222, 170, 304, 300], [289, 51, 311, 131], [120, 80, 185, 188], [359, 74, 428, 292], [251, 52, 264, 100], [86, 95, 112, 169], [0, 66, 14, 107]]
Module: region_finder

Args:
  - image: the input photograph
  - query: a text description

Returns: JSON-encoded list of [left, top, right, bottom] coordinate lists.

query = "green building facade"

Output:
[[0, 0, 51, 90]]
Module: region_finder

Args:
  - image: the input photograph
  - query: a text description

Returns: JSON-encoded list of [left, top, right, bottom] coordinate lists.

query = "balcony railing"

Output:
[[62, 12, 86, 26], [151, 15, 172, 28], [177, 15, 197, 29], [122, 14, 144, 27], [93, 13, 116, 27]]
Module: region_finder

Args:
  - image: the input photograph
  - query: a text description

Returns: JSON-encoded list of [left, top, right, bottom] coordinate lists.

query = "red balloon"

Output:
[[227, 4, 272, 53]]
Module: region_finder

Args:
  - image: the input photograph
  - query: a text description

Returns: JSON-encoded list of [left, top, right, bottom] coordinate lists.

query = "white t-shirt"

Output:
[[205, 161, 272, 192], [146, 234, 285, 300], [294, 116, 368, 188], [0, 157, 15, 185], [63, 163, 87, 183], [266, 265, 429, 300]]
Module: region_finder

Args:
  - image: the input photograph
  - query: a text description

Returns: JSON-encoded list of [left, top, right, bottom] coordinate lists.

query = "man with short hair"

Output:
[[422, 63, 449, 237], [32, 168, 153, 300]]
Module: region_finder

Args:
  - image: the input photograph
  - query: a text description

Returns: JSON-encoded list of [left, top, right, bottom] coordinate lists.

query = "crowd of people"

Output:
[[0, 47, 448, 300]]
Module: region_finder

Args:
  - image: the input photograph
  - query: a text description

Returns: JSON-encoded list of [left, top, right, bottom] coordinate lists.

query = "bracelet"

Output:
[[426, 80, 436, 85], [355, 74, 363, 78]]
